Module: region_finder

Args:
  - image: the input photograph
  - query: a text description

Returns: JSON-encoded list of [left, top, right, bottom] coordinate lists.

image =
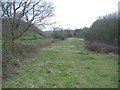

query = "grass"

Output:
[[20, 32, 52, 45], [2, 38, 118, 88], [21, 37, 52, 45]]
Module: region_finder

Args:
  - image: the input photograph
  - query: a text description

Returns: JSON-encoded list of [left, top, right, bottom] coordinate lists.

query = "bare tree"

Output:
[[1, 0, 54, 40]]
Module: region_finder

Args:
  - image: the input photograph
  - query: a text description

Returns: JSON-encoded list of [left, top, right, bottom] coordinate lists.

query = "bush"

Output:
[[85, 41, 118, 54], [2, 38, 25, 79], [81, 13, 118, 45], [52, 32, 65, 40]]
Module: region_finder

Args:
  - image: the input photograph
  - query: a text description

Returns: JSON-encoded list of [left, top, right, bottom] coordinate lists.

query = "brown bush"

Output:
[[85, 41, 118, 54]]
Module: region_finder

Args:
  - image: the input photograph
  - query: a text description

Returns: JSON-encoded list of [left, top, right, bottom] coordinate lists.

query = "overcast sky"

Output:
[[46, 0, 118, 30]]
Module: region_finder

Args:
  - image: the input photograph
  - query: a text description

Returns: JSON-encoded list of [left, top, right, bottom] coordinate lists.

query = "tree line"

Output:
[[80, 12, 118, 45]]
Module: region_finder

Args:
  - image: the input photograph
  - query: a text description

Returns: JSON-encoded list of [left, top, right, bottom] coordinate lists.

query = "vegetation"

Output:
[[1, 0, 55, 80], [65, 13, 118, 54], [2, 38, 118, 88], [81, 13, 118, 44], [46, 27, 75, 40], [46, 13, 119, 54], [1, 0, 119, 88], [1, 0, 54, 41], [2, 34, 53, 79], [1, 0, 55, 60]]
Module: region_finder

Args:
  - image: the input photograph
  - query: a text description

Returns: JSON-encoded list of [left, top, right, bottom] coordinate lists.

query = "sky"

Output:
[[45, 0, 118, 30]]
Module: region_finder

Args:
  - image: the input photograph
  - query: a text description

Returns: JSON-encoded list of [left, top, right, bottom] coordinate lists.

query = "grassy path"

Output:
[[3, 38, 118, 88]]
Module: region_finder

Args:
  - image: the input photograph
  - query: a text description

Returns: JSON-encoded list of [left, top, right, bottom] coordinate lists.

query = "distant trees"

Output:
[[74, 27, 87, 38], [1, 0, 54, 41], [51, 27, 76, 40], [80, 13, 118, 45], [52, 27, 66, 40]]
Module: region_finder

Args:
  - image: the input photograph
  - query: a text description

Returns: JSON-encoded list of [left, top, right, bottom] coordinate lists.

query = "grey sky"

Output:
[[47, 0, 118, 30]]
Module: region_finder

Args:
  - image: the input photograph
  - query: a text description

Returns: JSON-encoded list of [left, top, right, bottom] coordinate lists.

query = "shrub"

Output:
[[81, 13, 118, 45], [85, 41, 118, 54], [52, 32, 65, 40]]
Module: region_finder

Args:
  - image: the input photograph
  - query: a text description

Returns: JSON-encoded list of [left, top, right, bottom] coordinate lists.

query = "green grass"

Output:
[[18, 32, 52, 45], [2, 38, 118, 88], [21, 31, 42, 39], [21, 37, 52, 45], [20, 32, 52, 45]]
